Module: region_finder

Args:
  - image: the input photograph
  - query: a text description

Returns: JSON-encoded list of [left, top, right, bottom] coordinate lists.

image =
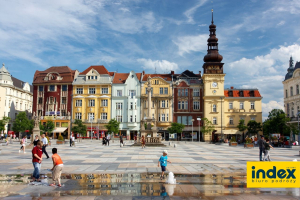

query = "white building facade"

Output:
[[111, 71, 142, 140], [0, 64, 33, 133]]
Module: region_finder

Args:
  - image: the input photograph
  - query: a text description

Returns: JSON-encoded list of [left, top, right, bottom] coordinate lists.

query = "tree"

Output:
[[263, 109, 291, 136], [0, 116, 10, 133], [167, 122, 185, 134], [12, 112, 30, 137], [105, 119, 120, 136], [72, 119, 87, 137], [237, 119, 247, 142], [40, 120, 55, 135], [201, 118, 215, 142], [247, 120, 262, 136]]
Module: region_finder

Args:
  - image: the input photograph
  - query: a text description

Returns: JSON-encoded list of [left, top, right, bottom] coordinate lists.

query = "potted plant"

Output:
[[229, 136, 237, 146], [244, 137, 254, 148], [56, 135, 64, 145]]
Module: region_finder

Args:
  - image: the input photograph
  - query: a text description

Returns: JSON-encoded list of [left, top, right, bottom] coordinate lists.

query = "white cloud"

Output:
[[173, 34, 208, 56], [262, 101, 284, 120], [119, 7, 130, 12], [184, 0, 207, 24], [137, 59, 178, 73], [277, 20, 285, 26]]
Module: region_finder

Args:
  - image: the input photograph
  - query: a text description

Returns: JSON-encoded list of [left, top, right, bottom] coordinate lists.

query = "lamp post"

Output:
[[298, 112, 300, 142], [191, 119, 194, 142], [197, 118, 201, 142], [220, 97, 224, 142], [90, 115, 93, 141]]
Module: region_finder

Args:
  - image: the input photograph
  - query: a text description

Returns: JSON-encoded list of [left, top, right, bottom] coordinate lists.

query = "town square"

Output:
[[0, 0, 300, 199]]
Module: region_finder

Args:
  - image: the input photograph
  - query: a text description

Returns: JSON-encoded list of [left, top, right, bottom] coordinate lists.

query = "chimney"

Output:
[[142, 71, 145, 75], [199, 71, 201, 75], [230, 86, 234, 89], [171, 71, 174, 75]]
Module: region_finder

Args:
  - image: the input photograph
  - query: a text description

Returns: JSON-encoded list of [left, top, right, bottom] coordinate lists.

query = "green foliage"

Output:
[[245, 137, 252, 144], [167, 122, 185, 134], [231, 136, 236, 142], [40, 120, 55, 135], [57, 135, 64, 141], [237, 119, 247, 133], [144, 122, 147, 130], [263, 109, 292, 136], [247, 120, 262, 136], [72, 119, 87, 136], [46, 136, 50, 143], [0, 116, 10, 133], [201, 118, 215, 135], [105, 119, 120, 135], [28, 119, 34, 133], [12, 112, 30, 133]]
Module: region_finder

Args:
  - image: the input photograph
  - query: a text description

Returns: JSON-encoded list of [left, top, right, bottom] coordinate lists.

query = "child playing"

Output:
[[158, 150, 171, 180], [49, 148, 63, 187], [264, 139, 274, 161]]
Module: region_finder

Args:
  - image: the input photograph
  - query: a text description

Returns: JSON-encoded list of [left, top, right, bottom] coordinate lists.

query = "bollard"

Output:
[[174, 144, 177, 148], [169, 142, 171, 146]]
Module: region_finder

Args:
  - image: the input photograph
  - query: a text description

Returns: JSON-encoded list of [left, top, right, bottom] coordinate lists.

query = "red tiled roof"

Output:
[[142, 74, 172, 82], [113, 73, 129, 84], [80, 65, 109, 75], [33, 66, 77, 84], [224, 89, 262, 97], [136, 73, 142, 81]]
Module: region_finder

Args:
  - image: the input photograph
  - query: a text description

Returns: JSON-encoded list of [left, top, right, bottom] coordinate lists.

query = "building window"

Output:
[[75, 113, 82, 120], [49, 97, 54, 104], [251, 117, 255, 121], [75, 100, 82, 107], [177, 116, 181, 124], [167, 113, 169, 121], [130, 102, 133, 109], [129, 90, 136, 98], [240, 102, 244, 109], [102, 88, 108, 94], [297, 85, 299, 95], [287, 103, 290, 117], [291, 87, 293, 96], [116, 115, 122, 122], [292, 107, 294, 117], [61, 110, 66, 116], [162, 114, 165, 121], [89, 88, 95, 94], [49, 85, 55, 92], [154, 80, 159, 85], [161, 100, 165, 108], [185, 89, 188, 96], [62, 85, 67, 91], [193, 101, 200, 110], [130, 115, 133, 122], [178, 89, 181, 96], [152, 113, 154, 120], [229, 102, 233, 109], [213, 104, 217, 112], [185, 101, 188, 109], [213, 117, 217, 125], [135, 115, 137, 122], [88, 113, 94, 121], [101, 113, 107, 120], [229, 117, 233, 125], [116, 103, 123, 109], [38, 97, 43, 104], [77, 88, 83, 94], [91, 76, 94, 80], [193, 88, 200, 96], [250, 102, 255, 109], [286, 90, 288, 98], [101, 99, 108, 107], [61, 97, 66, 104], [117, 90, 122, 96], [88, 99, 95, 107], [160, 88, 163, 94], [182, 116, 187, 125], [178, 101, 181, 109], [188, 116, 192, 125], [56, 122, 60, 127], [164, 88, 168, 94], [39, 86, 43, 92]]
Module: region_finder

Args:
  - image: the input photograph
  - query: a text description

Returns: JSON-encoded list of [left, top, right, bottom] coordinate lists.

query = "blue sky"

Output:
[[1, 0, 300, 119]]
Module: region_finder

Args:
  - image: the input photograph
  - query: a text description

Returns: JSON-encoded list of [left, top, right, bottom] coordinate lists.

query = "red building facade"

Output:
[[32, 66, 79, 139], [173, 70, 204, 141]]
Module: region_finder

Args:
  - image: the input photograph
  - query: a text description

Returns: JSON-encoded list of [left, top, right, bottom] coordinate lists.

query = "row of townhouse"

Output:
[[31, 14, 263, 141]]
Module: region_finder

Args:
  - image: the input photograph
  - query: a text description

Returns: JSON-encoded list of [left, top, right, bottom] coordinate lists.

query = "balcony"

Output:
[[289, 117, 298, 122], [127, 122, 137, 127]]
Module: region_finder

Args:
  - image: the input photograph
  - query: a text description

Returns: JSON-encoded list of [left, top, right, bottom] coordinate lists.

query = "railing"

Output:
[[290, 117, 298, 122], [137, 136, 161, 143]]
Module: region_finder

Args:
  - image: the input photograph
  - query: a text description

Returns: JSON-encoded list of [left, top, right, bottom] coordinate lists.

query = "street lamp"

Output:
[[220, 97, 224, 142], [90, 115, 93, 141], [191, 119, 194, 142], [197, 118, 201, 142], [298, 112, 300, 142]]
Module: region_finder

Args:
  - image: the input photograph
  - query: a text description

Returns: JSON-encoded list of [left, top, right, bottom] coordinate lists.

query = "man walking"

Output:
[[258, 135, 266, 161], [41, 134, 50, 159], [32, 141, 43, 182]]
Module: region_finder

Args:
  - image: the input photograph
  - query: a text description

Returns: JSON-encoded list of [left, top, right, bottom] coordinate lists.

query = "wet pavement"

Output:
[[1, 140, 300, 199]]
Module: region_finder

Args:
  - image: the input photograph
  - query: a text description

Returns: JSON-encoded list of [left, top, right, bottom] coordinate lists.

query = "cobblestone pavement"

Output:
[[0, 140, 300, 175]]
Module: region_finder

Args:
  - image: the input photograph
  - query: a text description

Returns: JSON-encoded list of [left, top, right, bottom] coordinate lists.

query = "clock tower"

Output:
[[202, 10, 225, 141]]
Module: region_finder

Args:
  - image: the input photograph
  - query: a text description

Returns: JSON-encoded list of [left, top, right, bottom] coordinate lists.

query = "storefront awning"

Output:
[[53, 127, 68, 133], [216, 130, 242, 135]]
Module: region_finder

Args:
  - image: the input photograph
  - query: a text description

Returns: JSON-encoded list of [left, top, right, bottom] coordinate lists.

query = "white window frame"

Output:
[[229, 117, 233, 125], [75, 113, 82, 120], [101, 113, 107, 120], [229, 102, 233, 109], [77, 88, 83, 94], [116, 102, 123, 110], [240, 102, 244, 109], [102, 88, 108, 94], [193, 101, 200, 110], [88, 113, 94, 121], [250, 102, 255, 109], [213, 104, 217, 112], [161, 100, 165, 108], [75, 100, 82, 107], [88, 99, 95, 107], [89, 88, 95, 94], [101, 99, 108, 107], [213, 117, 217, 125], [117, 90, 122, 96], [193, 88, 200, 96], [160, 88, 163, 94], [162, 114, 165, 121]]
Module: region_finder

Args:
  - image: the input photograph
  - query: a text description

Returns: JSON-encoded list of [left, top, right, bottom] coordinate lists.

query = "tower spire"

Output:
[[211, 9, 214, 24]]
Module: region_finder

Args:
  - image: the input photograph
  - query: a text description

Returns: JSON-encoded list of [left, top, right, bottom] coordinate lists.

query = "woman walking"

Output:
[[141, 135, 146, 148], [19, 136, 27, 153]]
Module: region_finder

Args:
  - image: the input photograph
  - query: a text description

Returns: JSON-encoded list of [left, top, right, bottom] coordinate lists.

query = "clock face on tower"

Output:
[[212, 82, 218, 87]]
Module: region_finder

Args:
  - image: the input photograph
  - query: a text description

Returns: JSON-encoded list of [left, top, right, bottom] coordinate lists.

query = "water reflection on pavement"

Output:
[[0, 173, 299, 200]]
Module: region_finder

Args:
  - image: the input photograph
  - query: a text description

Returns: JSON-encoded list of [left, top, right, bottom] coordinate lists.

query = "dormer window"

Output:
[[249, 91, 254, 97], [229, 91, 233, 97], [95, 76, 97, 79], [239, 91, 243, 97], [91, 76, 94, 80], [88, 76, 90, 80]]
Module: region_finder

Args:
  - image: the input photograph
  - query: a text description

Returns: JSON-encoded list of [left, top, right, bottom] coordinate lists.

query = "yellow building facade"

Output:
[[141, 74, 173, 131], [72, 66, 113, 137]]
